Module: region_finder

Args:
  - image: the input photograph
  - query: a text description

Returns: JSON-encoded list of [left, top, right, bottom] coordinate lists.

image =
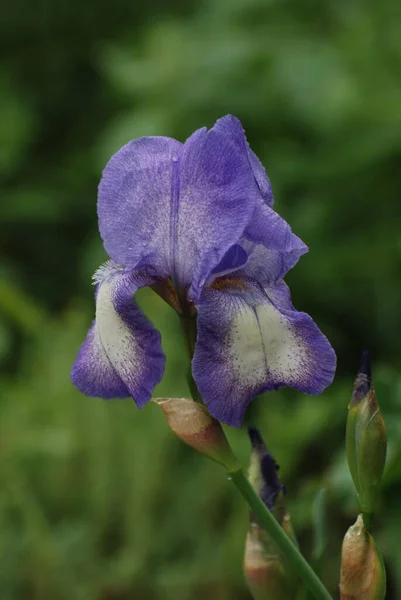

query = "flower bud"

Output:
[[346, 352, 387, 518], [155, 397, 240, 471], [244, 523, 293, 600], [340, 514, 386, 600], [244, 428, 298, 599], [248, 426, 285, 514]]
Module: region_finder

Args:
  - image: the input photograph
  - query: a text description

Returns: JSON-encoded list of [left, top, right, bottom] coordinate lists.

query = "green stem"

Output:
[[180, 315, 197, 357], [179, 313, 331, 599], [362, 511, 374, 531], [186, 366, 202, 402], [229, 468, 333, 600], [180, 315, 202, 402]]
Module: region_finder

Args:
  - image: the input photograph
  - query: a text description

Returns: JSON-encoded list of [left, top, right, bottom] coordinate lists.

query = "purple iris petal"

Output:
[[97, 115, 301, 303], [98, 117, 269, 301], [213, 115, 274, 206], [211, 118, 305, 258], [238, 239, 307, 284], [71, 263, 166, 408], [209, 244, 248, 280], [192, 277, 336, 426], [175, 120, 264, 299], [244, 201, 308, 256], [98, 136, 182, 275]]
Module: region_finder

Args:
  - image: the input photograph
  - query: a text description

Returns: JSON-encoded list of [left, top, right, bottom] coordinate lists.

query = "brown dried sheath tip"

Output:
[[340, 515, 386, 600], [155, 397, 240, 471], [244, 524, 290, 600]]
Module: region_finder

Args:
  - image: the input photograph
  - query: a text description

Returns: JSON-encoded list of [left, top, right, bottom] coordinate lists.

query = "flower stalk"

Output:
[[229, 468, 332, 600], [158, 398, 332, 599], [175, 319, 332, 600]]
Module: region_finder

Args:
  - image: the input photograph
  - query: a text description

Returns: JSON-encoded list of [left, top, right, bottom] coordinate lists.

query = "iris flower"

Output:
[[71, 115, 336, 426]]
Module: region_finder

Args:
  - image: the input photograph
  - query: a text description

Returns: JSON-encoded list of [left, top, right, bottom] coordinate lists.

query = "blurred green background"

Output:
[[1, 0, 401, 598]]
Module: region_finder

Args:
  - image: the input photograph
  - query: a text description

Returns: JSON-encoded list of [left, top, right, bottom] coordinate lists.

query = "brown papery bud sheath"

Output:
[[340, 515, 386, 600], [244, 524, 294, 600], [155, 397, 240, 471]]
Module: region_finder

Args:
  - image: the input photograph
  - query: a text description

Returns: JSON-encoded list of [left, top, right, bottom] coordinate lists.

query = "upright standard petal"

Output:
[[97, 120, 273, 297], [212, 117, 306, 261], [238, 239, 307, 285], [71, 264, 165, 408], [192, 278, 336, 426], [244, 201, 308, 259], [98, 136, 182, 274], [97, 116, 297, 303], [176, 117, 266, 300], [212, 115, 274, 206], [208, 244, 248, 282]]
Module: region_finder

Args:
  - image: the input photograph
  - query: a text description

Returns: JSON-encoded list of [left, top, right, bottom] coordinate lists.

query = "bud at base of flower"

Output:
[[340, 515, 386, 600], [244, 524, 296, 600], [155, 397, 240, 471]]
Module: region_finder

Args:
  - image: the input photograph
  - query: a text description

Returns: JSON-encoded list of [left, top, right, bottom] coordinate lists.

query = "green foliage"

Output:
[[1, 0, 401, 597]]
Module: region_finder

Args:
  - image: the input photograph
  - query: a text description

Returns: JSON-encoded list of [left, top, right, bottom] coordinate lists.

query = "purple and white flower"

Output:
[[71, 115, 336, 426]]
